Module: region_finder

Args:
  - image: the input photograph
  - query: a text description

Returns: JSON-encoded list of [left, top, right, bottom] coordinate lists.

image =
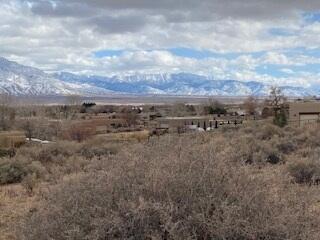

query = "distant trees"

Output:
[[65, 95, 82, 106], [62, 95, 83, 119], [171, 102, 188, 117], [170, 100, 228, 117], [171, 102, 196, 117], [203, 99, 227, 115], [63, 124, 94, 142], [80, 102, 97, 114], [243, 96, 258, 116], [123, 111, 139, 127], [21, 119, 36, 140], [0, 93, 16, 130]]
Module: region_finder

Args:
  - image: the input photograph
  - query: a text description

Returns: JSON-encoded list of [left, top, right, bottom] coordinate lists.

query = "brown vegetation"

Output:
[[62, 124, 95, 142], [1, 95, 320, 239], [243, 96, 258, 116], [0, 122, 317, 239]]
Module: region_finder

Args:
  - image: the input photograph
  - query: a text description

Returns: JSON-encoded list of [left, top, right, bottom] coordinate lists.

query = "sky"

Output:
[[1, 0, 320, 87]]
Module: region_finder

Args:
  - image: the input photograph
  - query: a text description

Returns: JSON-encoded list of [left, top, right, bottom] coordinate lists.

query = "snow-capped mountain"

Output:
[[0, 57, 110, 96], [0, 57, 318, 97], [54, 72, 317, 97]]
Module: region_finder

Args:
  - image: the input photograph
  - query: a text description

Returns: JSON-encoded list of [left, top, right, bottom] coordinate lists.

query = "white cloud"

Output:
[[281, 68, 295, 74], [0, 0, 320, 88], [262, 52, 290, 65]]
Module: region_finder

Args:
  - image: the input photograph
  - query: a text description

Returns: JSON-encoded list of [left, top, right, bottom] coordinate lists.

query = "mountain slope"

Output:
[[0, 57, 110, 96], [0, 57, 317, 97], [54, 72, 316, 97]]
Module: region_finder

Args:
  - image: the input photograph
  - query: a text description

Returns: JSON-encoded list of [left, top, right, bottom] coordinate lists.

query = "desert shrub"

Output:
[[256, 123, 284, 140], [294, 147, 314, 159], [35, 122, 62, 141], [77, 137, 121, 160], [34, 142, 76, 165], [288, 160, 320, 185], [12, 142, 85, 182], [27, 161, 47, 179], [78, 146, 118, 160], [238, 124, 255, 134], [266, 152, 281, 164], [0, 148, 15, 158], [230, 135, 258, 164], [18, 137, 319, 240], [63, 125, 94, 142], [302, 129, 320, 148], [276, 139, 298, 154], [0, 161, 29, 185], [228, 135, 283, 165], [22, 173, 37, 195]]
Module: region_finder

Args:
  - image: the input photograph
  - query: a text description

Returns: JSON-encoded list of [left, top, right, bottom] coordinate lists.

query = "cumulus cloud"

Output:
[[25, 0, 320, 21], [0, 0, 320, 87]]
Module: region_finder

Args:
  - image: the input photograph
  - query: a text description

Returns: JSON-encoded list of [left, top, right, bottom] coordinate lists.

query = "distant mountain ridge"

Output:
[[53, 72, 316, 97], [0, 57, 317, 97], [0, 57, 111, 96]]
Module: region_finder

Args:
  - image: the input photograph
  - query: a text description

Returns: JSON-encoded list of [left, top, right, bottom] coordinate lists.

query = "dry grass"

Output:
[[0, 184, 35, 240], [0, 131, 26, 149], [98, 130, 150, 142], [1, 123, 320, 239]]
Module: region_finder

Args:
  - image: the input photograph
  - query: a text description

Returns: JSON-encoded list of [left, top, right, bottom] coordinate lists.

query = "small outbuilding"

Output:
[[289, 101, 320, 127]]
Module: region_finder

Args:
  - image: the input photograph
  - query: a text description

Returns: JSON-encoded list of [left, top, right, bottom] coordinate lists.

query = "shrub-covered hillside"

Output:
[[1, 123, 320, 239]]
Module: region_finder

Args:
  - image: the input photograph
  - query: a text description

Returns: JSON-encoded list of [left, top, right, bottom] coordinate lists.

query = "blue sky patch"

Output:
[[282, 47, 320, 59], [94, 49, 125, 58], [255, 65, 288, 78], [303, 12, 320, 23], [168, 48, 216, 59], [167, 47, 244, 59], [289, 64, 320, 73], [269, 28, 296, 37]]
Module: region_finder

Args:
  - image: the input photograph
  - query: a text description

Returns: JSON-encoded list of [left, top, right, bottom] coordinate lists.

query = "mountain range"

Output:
[[0, 57, 317, 97]]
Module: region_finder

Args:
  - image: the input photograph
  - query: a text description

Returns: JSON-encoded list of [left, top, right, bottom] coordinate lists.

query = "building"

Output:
[[289, 101, 320, 127]]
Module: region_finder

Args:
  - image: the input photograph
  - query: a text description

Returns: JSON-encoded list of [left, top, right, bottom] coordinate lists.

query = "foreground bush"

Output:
[[288, 160, 320, 184], [0, 148, 15, 158], [0, 161, 29, 185], [18, 136, 319, 240]]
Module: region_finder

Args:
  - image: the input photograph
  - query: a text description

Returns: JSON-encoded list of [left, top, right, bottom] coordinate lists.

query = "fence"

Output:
[[197, 117, 320, 131]]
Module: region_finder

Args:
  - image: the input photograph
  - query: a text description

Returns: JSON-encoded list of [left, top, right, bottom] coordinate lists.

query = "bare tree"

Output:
[[268, 87, 287, 127], [243, 96, 258, 116], [63, 95, 83, 119], [268, 87, 286, 114], [123, 111, 139, 127], [21, 119, 36, 140], [63, 124, 94, 142]]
